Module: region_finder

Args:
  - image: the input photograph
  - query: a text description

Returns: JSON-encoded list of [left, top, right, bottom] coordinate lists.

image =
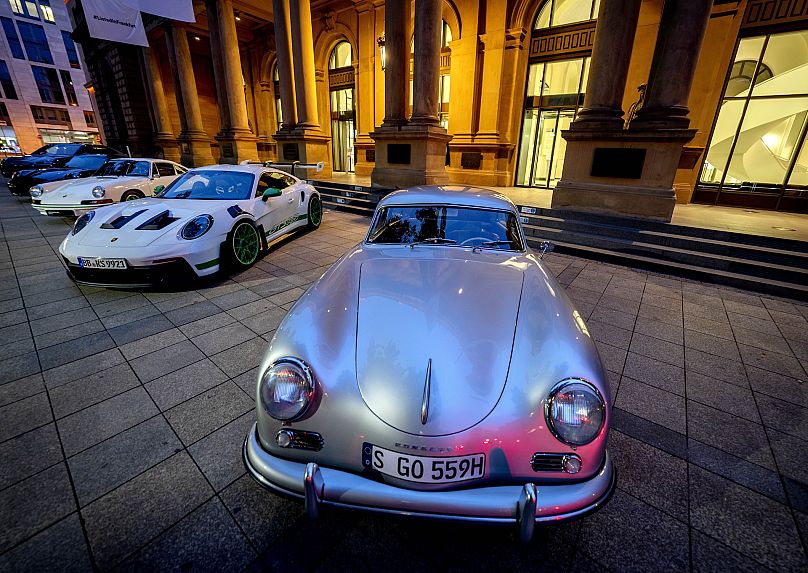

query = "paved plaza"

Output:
[[1, 188, 807, 572]]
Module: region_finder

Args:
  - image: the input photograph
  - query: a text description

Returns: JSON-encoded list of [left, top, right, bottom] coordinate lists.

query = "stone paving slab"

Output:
[[1, 189, 807, 572]]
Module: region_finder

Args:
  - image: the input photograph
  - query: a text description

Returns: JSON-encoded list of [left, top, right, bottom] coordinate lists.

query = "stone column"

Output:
[[206, 0, 257, 162], [165, 25, 214, 166], [381, 0, 409, 127], [630, 0, 713, 130], [410, 0, 441, 125], [288, 0, 319, 129], [143, 46, 180, 162], [272, 0, 296, 129], [570, 0, 643, 131]]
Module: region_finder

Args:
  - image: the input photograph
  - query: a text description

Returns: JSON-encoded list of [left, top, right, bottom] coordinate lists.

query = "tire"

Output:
[[121, 190, 144, 201], [307, 193, 323, 229], [225, 219, 262, 269]]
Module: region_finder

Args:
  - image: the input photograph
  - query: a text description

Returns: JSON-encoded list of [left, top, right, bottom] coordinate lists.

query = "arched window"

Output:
[[329, 41, 352, 70], [726, 60, 773, 97], [534, 0, 598, 30], [441, 20, 452, 47], [409, 20, 453, 129], [272, 63, 282, 131]]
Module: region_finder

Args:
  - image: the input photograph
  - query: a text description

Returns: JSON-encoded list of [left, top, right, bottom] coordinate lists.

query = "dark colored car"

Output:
[[7, 153, 117, 196], [0, 143, 121, 178]]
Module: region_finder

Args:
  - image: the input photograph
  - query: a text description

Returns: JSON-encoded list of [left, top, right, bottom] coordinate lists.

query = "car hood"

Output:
[[355, 255, 524, 436], [73, 198, 212, 247], [43, 175, 141, 195]]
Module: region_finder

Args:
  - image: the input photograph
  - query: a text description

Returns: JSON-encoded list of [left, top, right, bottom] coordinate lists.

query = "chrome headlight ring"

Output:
[[29, 185, 44, 198], [545, 378, 606, 447], [259, 357, 316, 422], [91, 185, 105, 199]]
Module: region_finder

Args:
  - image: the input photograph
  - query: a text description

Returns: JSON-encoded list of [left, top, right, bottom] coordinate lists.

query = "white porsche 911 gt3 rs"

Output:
[[31, 158, 186, 217], [58, 163, 323, 287]]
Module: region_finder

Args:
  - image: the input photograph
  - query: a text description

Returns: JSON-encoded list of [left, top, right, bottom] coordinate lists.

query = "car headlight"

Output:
[[91, 186, 105, 199], [260, 358, 315, 421], [180, 215, 213, 240], [71, 211, 95, 235], [30, 186, 43, 198], [546, 379, 605, 446]]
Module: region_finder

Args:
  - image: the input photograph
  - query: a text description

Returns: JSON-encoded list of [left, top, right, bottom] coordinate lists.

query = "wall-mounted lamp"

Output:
[[234, 10, 241, 21], [377, 35, 385, 70], [193, 35, 201, 41]]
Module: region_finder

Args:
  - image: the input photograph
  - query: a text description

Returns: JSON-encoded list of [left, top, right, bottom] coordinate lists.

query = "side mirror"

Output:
[[153, 185, 165, 194], [262, 188, 282, 201]]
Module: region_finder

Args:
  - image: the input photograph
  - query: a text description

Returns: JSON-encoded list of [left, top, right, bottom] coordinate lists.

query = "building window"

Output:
[[328, 41, 355, 173], [17, 22, 53, 64], [534, 0, 599, 29], [7, 0, 24, 15], [31, 65, 64, 103], [61, 31, 80, 68], [83, 110, 95, 126], [272, 63, 282, 131], [60, 70, 77, 105], [38, 0, 54, 23], [30, 104, 70, 126], [1, 18, 25, 59], [515, 57, 589, 187], [0, 60, 17, 99], [696, 30, 808, 212], [0, 102, 9, 121]]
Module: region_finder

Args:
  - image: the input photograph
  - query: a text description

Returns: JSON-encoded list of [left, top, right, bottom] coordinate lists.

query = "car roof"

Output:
[[379, 186, 518, 212], [106, 157, 179, 163]]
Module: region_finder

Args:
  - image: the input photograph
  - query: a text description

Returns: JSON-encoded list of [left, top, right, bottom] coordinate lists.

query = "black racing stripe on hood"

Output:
[[136, 210, 180, 230], [101, 209, 148, 229]]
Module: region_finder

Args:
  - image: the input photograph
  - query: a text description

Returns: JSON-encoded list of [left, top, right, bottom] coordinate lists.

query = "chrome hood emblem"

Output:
[[421, 358, 432, 425]]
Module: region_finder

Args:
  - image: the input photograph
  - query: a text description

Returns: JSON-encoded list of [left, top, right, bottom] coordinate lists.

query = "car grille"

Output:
[[64, 257, 198, 287], [530, 453, 569, 472]]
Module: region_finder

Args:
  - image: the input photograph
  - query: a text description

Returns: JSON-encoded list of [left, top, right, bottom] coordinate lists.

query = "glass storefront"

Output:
[[515, 58, 589, 187], [695, 30, 808, 212], [38, 128, 99, 144], [328, 41, 355, 173], [514, 0, 596, 188]]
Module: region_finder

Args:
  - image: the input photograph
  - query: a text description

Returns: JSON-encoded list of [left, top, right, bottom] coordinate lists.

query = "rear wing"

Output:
[[239, 160, 324, 178]]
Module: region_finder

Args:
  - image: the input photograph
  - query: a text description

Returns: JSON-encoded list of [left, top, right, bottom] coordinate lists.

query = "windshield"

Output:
[[31, 143, 81, 156], [65, 155, 108, 170], [367, 205, 525, 250], [157, 170, 255, 200], [96, 160, 150, 177]]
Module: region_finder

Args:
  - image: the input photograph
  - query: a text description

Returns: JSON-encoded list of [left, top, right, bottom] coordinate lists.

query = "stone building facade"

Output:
[[70, 0, 808, 218], [0, 0, 99, 153]]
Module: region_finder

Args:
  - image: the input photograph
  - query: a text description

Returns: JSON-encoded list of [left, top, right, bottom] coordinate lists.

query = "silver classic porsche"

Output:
[[244, 186, 615, 541]]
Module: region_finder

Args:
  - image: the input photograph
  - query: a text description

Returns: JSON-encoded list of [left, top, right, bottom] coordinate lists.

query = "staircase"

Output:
[[518, 207, 808, 300], [309, 180, 808, 299]]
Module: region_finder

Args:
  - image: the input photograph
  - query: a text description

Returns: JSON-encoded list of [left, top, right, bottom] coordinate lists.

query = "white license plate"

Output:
[[362, 443, 485, 484], [77, 257, 127, 269]]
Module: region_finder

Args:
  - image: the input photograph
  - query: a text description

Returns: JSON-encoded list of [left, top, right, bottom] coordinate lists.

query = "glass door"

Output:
[[330, 88, 355, 173]]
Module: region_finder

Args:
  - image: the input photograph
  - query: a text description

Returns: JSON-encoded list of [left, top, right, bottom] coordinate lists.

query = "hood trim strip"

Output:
[[421, 358, 432, 425]]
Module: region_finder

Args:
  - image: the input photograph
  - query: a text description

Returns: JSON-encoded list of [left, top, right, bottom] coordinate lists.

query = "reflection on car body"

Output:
[[244, 185, 615, 542]]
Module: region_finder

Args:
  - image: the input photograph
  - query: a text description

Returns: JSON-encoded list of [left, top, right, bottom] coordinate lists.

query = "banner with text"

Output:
[[125, 0, 195, 23], [82, 0, 148, 46]]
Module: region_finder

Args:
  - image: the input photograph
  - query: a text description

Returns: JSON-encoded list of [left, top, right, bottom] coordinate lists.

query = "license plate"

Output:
[[362, 443, 485, 484], [77, 257, 127, 269]]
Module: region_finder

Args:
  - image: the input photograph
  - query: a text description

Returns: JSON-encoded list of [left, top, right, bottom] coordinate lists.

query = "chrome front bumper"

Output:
[[243, 423, 615, 537]]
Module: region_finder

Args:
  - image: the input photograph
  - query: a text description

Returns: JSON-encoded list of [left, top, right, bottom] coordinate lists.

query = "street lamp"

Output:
[[377, 34, 386, 70]]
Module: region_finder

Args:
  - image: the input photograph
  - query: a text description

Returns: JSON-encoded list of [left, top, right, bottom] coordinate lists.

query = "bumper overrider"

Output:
[[243, 423, 616, 541]]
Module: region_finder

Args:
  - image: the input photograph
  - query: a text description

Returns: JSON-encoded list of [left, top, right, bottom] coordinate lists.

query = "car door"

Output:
[[252, 171, 296, 237], [149, 162, 178, 195]]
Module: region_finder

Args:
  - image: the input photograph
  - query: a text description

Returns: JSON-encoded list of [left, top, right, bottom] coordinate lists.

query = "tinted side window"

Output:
[[155, 163, 175, 177]]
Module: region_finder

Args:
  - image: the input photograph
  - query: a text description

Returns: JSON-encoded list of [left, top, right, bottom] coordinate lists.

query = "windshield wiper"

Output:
[[408, 237, 457, 248], [473, 240, 517, 252]]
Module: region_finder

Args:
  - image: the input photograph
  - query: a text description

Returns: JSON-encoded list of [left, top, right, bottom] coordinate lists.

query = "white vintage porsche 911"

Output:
[[244, 186, 614, 542], [58, 163, 323, 287], [30, 158, 186, 217]]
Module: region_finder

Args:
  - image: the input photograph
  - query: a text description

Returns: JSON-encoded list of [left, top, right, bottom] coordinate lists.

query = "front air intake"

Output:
[[531, 453, 577, 472]]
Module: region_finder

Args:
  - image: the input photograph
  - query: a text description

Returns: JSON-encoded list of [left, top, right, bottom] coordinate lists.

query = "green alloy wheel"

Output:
[[308, 194, 323, 229], [231, 220, 261, 266]]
